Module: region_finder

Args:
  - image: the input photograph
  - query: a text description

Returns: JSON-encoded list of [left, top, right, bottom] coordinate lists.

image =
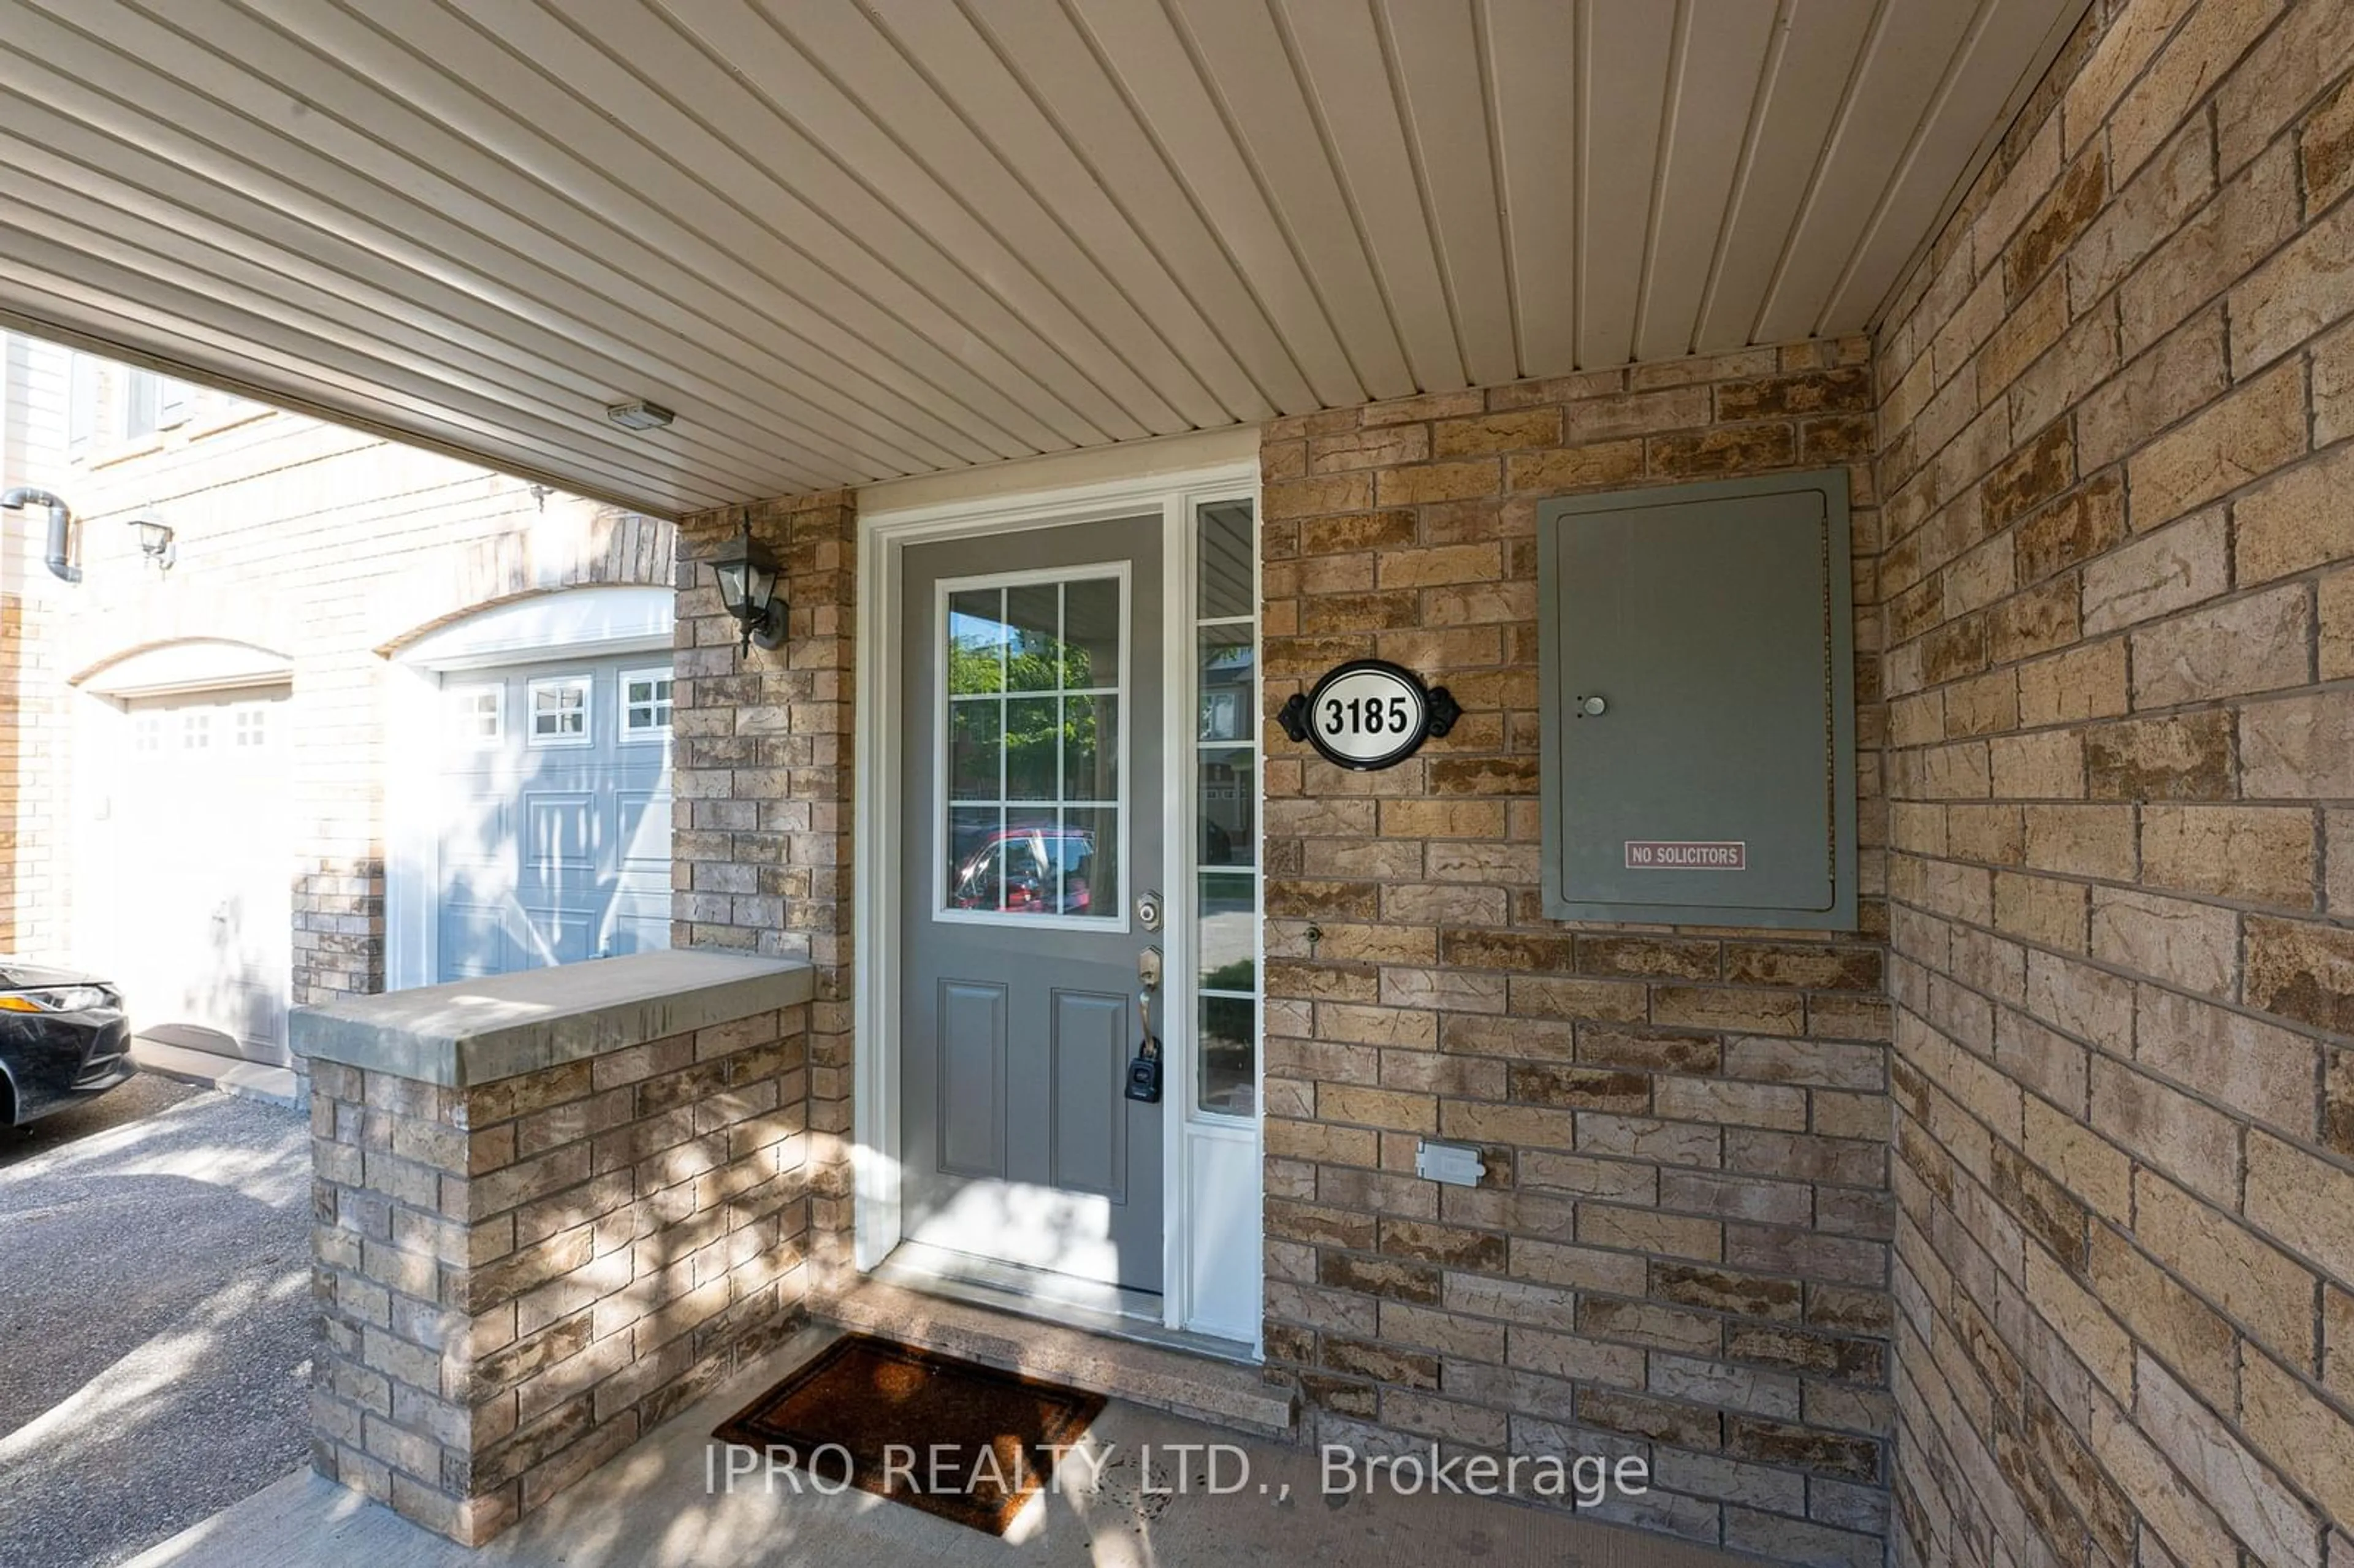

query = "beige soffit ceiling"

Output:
[[0, 0, 2089, 517]]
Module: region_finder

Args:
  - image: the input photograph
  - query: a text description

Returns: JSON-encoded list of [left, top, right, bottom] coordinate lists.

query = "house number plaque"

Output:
[[1278, 658, 1460, 771]]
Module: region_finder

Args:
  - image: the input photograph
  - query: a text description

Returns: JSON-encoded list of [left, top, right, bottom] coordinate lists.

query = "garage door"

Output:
[[433, 655, 672, 981], [113, 686, 295, 1063]]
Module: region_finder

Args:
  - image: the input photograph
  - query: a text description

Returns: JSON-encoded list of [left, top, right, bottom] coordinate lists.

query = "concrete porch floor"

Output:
[[126, 1322, 1756, 1568]]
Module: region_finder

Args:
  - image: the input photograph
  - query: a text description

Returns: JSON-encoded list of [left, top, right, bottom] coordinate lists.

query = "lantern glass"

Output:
[[713, 560, 750, 613], [707, 525, 787, 653]]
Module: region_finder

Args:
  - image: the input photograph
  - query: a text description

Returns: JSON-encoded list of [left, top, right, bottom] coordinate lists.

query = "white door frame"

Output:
[[384, 585, 676, 992], [854, 460, 1262, 1345]]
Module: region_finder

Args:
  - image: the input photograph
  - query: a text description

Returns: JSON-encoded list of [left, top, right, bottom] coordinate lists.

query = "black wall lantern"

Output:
[[708, 519, 787, 657]]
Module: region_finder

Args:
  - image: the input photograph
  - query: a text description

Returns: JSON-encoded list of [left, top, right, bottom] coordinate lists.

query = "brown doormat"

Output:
[[712, 1333, 1108, 1536]]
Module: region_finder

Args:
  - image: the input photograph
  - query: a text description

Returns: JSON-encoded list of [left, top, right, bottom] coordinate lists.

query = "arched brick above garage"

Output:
[[368, 508, 674, 659]]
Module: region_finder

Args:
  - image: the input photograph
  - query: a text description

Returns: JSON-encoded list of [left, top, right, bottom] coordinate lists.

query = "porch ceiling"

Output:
[[0, 0, 2086, 517]]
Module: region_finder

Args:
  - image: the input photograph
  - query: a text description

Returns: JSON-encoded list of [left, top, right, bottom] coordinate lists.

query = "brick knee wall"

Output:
[[1260, 343, 1895, 1564], [1875, 0, 2354, 1563], [308, 1003, 812, 1545]]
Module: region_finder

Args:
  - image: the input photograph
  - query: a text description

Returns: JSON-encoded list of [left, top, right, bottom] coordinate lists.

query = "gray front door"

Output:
[[899, 514, 1165, 1299]]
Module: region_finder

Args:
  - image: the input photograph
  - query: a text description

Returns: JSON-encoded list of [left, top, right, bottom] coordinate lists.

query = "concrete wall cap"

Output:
[[290, 950, 813, 1086]]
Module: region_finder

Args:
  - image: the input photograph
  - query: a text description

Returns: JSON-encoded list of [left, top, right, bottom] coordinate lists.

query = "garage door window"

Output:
[[429, 656, 674, 983], [181, 710, 211, 750], [622, 669, 672, 740], [527, 676, 591, 747], [449, 685, 503, 745]]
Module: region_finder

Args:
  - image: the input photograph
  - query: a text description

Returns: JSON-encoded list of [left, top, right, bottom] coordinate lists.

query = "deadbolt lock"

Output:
[[1136, 889, 1163, 932]]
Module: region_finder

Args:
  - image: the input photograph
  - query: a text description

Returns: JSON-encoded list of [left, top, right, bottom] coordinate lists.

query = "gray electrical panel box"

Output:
[[1537, 470, 1856, 931]]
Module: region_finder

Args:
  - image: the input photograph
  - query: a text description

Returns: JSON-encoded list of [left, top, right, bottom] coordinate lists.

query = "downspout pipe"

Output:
[[0, 487, 80, 583]]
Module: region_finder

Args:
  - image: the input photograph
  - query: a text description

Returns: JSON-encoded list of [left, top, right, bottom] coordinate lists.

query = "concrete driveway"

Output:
[[0, 1086, 311, 1568], [0, 1075, 203, 1171]]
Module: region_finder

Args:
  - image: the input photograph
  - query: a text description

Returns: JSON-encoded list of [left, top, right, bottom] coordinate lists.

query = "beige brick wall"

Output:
[[1875, 0, 2354, 1562], [1259, 344, 1894, 1564], [672, 492, 857, 1285], [0, 587, 71, 966], [0, 592, 31, 953], [0, 333, 72, 956]]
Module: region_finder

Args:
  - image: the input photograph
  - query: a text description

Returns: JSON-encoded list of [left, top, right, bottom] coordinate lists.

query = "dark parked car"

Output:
[[949, 827, 1098, 915], [0, 960, 134, 1127]]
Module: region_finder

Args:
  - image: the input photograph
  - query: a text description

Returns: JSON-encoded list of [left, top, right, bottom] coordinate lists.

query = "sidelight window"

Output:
[[1191, 500, 1259, 1121]]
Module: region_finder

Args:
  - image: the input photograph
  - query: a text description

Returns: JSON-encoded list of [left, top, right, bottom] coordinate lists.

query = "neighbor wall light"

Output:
[[707, 519, 786, 658], [127, 515, 176, 574]]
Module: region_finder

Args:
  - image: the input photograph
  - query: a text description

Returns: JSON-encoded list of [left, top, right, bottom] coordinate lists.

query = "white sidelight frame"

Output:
[[855, 459, 1263, 1350]]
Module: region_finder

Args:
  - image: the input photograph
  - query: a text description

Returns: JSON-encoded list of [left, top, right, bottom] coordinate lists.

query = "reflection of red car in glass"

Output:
[[950, 828, 1095, 915]]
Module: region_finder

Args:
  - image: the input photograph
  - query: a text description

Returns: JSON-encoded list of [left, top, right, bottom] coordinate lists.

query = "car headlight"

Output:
[[0, 986, 113, 1013]]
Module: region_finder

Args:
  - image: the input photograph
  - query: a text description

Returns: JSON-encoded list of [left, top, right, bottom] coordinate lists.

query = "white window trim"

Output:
[[89, 367, 170, 467], [929, 561, 1132, 935], [619, 666, 674, 743], [67, 353, 99, 457], [119, 367, 161, 441], [525, 674, 593, 748], [158, 375, 194, 431], [448, 682, 505, 747]]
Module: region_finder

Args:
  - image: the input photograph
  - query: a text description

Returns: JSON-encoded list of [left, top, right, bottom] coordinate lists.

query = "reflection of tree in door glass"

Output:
[[1199, 986, 1257, 1117], [943, 575, 1122, 918], [1189, 497, 1260, 1119]]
